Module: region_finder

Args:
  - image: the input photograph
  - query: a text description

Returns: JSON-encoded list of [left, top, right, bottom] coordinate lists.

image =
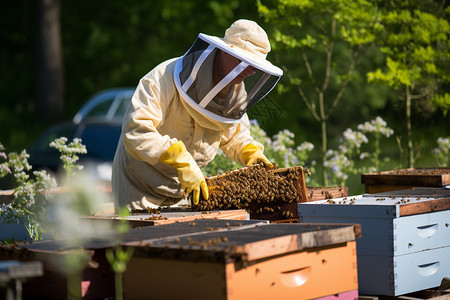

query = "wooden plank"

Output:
[[365, 184, 415, 194], [370, 187, 450, 198], [306, 186, 348, 201], [239, 224, 357, 260], [362, 174, 446, 186], [399, 197, 450, 216], [361, 167, 450, 187], [127, 223, 357, 262], [81, 209, 249, 228]]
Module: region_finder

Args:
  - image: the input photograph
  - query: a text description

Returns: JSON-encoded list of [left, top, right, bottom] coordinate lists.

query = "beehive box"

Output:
[[0, 219, 264, 299], [123, 220, 360, 300], [298, 187, 450, 296], [361, 167, 450, 193], [1, 219, 359, 300], [193, 164, 309, 222]]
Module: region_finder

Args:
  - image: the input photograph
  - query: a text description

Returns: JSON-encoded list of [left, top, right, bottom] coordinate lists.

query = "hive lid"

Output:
[[361, 167, 450, 187], [298, 188, 450, 219], [10, 220, 359, 264], [17, 219, 265, 252], [125, 222, 359, 262]]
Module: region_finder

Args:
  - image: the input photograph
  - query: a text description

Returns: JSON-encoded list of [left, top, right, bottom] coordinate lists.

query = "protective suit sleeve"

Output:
[[219, 114, 263, 165], [122, 62, 179, 165]]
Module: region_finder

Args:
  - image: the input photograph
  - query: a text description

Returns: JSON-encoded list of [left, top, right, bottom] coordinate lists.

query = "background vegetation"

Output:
[[1, 0, 448, 194]]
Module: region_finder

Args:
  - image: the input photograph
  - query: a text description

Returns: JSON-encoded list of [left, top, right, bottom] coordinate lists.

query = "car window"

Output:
[[85, 97, 115, 119], [113, 95, 132, 119]]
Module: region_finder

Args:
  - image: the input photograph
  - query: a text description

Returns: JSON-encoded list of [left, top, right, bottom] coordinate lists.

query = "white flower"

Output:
[[343, 128, 368, 148], [358, 117, 394, 138], [297, 142, 314, 152]]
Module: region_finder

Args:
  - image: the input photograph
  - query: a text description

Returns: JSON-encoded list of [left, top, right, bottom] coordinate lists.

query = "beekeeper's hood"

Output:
[[174, 19, 283, 126]]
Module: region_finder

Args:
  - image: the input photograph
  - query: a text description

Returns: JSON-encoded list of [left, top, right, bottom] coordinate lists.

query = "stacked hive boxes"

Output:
[[298, 187, 450, 296]]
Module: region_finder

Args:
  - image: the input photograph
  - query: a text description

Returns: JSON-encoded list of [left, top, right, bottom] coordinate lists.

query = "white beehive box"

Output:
[[298, 187, 450, 296]]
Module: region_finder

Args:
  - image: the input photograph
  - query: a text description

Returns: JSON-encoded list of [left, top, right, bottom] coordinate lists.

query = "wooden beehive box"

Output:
[[361, 167, 450, 193], [1, 219, 360, 300], [298, 187, 450, 296], [123, 219, 360, 300], [0, 219, 264, 299], [193, 165, 309, 223]]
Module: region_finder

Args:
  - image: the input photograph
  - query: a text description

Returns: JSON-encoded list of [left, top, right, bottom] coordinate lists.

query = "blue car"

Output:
[[27, 88, 134, 182]]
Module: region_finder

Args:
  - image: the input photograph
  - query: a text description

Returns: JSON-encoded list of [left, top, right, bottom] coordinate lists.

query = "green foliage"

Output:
[[0, 0, 261, 153], [257, 0, 382, 185], [366, 2, 449, 167], [431, 93, 450, 116], [257, 0, 381, 50], [106, 208, 134, 300], [367, 3, 449, 103], [0, 1, 448, 187]]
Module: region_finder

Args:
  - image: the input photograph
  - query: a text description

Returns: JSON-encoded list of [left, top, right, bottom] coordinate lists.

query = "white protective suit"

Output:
[[112, 19, 282, 210]]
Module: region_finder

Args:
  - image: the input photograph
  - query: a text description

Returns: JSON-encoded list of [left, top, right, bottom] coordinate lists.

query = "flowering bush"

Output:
[[324, 117, 394, 186], [204, 120, 317, 184], [1, 137, 87, 242], [50, 137, 87, 179], [0, 143, 57, 241], [357, 116, 394, 171], [205, 117, 447, 189], [433, 137, 449, 167]]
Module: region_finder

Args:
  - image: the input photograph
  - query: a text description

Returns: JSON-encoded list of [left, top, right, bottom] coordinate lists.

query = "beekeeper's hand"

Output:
[[160, 141, 209, 205], [241, 143, 273, 169]]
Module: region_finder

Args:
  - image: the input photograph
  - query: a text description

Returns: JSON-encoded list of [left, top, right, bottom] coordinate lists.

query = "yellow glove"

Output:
[[241, 143, 273, 169], [160, 141, 209, 205]]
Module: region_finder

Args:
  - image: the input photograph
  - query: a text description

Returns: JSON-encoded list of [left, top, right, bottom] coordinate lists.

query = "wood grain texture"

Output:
[[399, 197, 450, 216], [361, 167, 450, 187]]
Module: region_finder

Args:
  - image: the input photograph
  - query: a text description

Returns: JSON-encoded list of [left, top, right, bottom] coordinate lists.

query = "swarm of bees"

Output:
[[192, 163, 308, 221]]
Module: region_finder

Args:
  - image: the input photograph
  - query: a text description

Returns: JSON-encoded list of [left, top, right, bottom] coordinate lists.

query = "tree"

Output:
[[257, 0, 381, 185], [367, 2, 450, 168], [36, 0, 64, 121]]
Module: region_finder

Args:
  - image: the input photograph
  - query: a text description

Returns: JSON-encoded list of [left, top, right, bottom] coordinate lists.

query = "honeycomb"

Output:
[[192, 164, 308, 222]]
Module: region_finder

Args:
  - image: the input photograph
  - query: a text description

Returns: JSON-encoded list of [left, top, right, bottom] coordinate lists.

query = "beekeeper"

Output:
[[112, 19, 283, 211]]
